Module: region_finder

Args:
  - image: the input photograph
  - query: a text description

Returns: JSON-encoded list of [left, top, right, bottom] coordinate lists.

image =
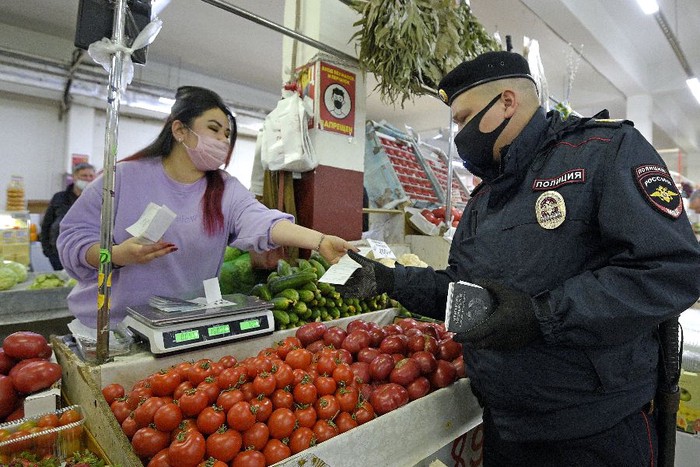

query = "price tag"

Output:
[[366, 239, 396, 260]]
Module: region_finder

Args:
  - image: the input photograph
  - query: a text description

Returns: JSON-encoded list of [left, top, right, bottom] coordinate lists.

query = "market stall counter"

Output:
[[52, 308, 483, 466]]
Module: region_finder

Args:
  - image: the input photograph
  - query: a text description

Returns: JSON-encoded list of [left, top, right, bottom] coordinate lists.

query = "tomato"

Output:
[[370, 383, 409, 415], [312, 419, 338, 443], [102, 382, 125, 405], [397, 318, 420, 332], [289, 426, 315, 453], [305, 339, 326, 354], [285, 348, 313, 370], [174, 381, 194, 400], [265, 407, 295, 440], [272, 362, 294, 389], [169, 430, 206, 467], [379, 334, 408, 355], [341, 330, 371, 355], [134, 396, 167, 428], [217, 366, 246, 390], [206, 427, 242, 462], [151, 369, 182, 397], [274, 336, 301, 360], [314, 394, 340, 420], [332, 364, 354, 386], [0, 349, 16, 375], [261, 437, 291, 464], [132, 426, 170, 459], [59, 408, 82, 426], [346, 319, 370, 333], [293, 379, 317, 405], [350, 361, 370, 385], [197, 378, 221, 405], [148, 448, 173, 467], [250, 396, 273, 422], [0, 374, 18, 419], [406, 376, 431, 401], [369, 354, 395, 382], [294, 404, 317, 428], [154, 402, 183, 432], [179, 389, 209, 418], [127, 385, 153, 410], [249, 357, 273, 378], [383, 323, 403, 336], [357, 347, 380, 365], [322, 326, 347, 349], [10, 360, 62, 394], [336, 348, 353, 366], [231, 450, 266, 467], [110, 398, 132, 424], [430, 359, 457, 389], [227, 401, 256, 432], [438, 338, 462, 361], [187, 359, 216, 386], [197, 459, 227, 467], [196, 405, 225, 435], [335, 386, 359, 413], [335, 411, 358, 433], [251, 372, 276, 397], [271, 388, 294, 410], [390, 358, 421, 386], [411, 351, 438, 375], [295, 322, 328, 347], [422, 211, 438, 224], [313, 375, 336, 396], [367, 327, 387, 348], [213, 388, 242, 413], [432, 206, 446, 218], [218, 355, 238, 369], [242, 421, 269, 451], [37, 412, 60, 428], [2, 331, 52, 360]]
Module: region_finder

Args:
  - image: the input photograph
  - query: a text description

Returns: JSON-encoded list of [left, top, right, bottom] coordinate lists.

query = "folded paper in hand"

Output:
[[445, 281, 493, 333], [126, 202, 176, 243]]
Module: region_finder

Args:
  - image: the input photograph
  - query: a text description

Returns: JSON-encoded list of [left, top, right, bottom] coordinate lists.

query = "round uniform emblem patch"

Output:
[[535, 191, 566, 229]]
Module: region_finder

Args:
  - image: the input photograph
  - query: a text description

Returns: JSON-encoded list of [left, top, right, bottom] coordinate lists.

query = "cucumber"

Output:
[[271, 296, 293, 310], [250, 283, 272, 301], [297, 258, 313, 271], [310, 251, 331, 270], [275, 288, 300, 303], [318, 282, 335, 295], [308, 259, 326, 280], [267, 271, 279, 282], [300, 282, 319, 293], [272, 309, 290, 326], [298, 289, 315, 303], [288, 311, 299, 324], [268, 270, 317, 295], [277, 259, 293, 276]]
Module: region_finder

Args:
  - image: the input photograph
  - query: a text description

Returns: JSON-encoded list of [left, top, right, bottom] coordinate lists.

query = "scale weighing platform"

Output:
[[122, 294, 274, 355]]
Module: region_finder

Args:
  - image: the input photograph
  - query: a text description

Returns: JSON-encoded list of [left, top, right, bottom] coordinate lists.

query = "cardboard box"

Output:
[[54, 309, 483, 466], [678, 369, 700, 434]]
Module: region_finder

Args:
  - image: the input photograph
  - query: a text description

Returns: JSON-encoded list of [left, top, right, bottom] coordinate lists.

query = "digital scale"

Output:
[[122, 294, 274, 355]]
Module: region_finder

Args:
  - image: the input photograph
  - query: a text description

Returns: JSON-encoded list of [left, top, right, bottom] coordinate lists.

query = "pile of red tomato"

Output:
[[104, 317, 465, 467], [0, 331, 63, 423], [421, 206, 463, 228]]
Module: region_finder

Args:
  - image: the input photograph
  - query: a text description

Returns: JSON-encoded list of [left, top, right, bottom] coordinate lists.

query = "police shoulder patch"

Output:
[[632, 164, 682, 219]]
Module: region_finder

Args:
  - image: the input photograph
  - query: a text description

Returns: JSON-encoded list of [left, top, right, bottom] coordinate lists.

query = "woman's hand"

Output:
[[319, 235, 358, 265], [112, 237, 178, 267]]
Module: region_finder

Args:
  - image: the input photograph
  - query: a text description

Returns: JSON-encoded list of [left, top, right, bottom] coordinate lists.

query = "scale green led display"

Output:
[[208, 324, 231, 336], [240, 319, 261, 331], [174, 329, 199, 343]]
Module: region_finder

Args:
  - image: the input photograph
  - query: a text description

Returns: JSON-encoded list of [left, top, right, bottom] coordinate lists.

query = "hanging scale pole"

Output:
[[96, 0, 127, 363]]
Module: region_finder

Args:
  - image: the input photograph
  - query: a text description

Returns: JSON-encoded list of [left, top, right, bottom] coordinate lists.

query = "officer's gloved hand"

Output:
[[334, 250, 394, 299], [462, 279, 545, 350]]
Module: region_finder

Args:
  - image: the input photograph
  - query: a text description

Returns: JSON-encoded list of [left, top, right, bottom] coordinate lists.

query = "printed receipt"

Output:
[[125, 202, 176, 243], [318, 248, 370, 285]]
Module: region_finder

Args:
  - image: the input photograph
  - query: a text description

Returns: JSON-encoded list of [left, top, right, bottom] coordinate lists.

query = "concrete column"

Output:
[[281, 1, 365, 241], [65, 104, 96, 172], [626, 94, 653, 144]]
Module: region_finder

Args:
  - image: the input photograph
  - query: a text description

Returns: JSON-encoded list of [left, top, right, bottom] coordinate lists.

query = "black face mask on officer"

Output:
[[454, 94, 511, 181]]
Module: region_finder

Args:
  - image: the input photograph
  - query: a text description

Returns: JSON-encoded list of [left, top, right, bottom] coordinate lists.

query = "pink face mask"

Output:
[[182, 129, 230, 171]]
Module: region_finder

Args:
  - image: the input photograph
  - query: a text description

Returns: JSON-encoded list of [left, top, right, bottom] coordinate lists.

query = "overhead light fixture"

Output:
[[158, 97, 175, 106], [687, 77, 700, 105], [635, 0, 659, 15]]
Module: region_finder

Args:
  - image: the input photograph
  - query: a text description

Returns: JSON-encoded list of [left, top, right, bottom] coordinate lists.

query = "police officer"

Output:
[[338, 51, 700, 466]]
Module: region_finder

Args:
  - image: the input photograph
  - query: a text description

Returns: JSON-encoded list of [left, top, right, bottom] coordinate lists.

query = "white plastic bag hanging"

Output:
[[88, 18, 163, 89], [260, 90, 318, 172]]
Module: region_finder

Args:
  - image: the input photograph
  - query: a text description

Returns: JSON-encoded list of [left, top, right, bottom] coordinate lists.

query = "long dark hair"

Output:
[[123, 86, 238, 235]]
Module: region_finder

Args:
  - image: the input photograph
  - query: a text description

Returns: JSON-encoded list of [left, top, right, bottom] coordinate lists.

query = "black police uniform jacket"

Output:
[[392, 108, 700, 442]]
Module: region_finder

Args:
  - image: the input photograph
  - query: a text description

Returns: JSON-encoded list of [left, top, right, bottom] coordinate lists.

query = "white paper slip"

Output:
[[126, 202, 176, 243], [366, 239, 396, 260], [318, 250, 364, 285]]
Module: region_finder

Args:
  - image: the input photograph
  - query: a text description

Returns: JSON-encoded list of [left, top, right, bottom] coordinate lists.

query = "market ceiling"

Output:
[[1, 0, 699, 173]]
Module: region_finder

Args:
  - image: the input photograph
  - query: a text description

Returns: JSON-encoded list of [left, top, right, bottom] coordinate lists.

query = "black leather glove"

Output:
[[333, 250, 395, 299], [462, 279, 544, 350]]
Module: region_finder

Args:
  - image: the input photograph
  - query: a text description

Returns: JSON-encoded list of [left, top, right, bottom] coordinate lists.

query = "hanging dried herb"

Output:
[[347, 0, 500, 106]]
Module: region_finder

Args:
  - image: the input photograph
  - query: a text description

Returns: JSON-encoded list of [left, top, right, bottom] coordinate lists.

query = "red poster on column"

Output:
[[71, 154, 90, 169], [319, 62, 355, 136]]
